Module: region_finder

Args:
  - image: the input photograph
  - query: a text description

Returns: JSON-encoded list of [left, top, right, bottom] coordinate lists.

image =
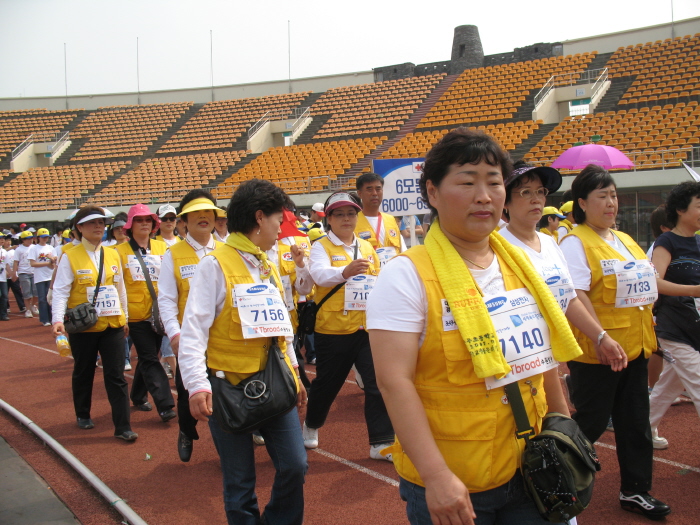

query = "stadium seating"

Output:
[[157, 92, 310, 154], [0, 110, 78, 164], [418, 53, 596, 128], [94, 150, 248, 206], [310, 76, 445, 138], [69, 102, 193, 160], [216, 137, 385, 196]]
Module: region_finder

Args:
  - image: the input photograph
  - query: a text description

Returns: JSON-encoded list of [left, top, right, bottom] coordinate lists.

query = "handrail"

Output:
[[534, 68, 609, 109], [11, 131, 71, 159], [590, 68, 609, 103], [11, 135, 35, 159], [248, 106, 310, 138]]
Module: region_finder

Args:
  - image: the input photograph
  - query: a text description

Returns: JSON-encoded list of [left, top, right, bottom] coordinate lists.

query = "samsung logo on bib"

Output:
[[624, 262, 635, 270], [485, 297, 507, 312], [351, 276, 366, 282], [246, 285, 268, 294], [545, 276, 561, 285]]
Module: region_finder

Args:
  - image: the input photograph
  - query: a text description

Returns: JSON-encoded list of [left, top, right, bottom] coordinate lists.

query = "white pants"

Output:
[[649, 338, 700, 432]]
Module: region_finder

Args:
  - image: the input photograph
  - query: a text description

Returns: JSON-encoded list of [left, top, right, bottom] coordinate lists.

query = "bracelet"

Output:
[[596, 330, 607, 346]]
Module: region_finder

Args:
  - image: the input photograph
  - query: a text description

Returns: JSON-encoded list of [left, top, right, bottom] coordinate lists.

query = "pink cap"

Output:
[[124, 203, 160, 230]]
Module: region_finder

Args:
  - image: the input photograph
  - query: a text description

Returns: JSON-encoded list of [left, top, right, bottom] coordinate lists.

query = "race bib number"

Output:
[[540, 263, 576, 313], [614, 259, 658, 308], [179, 264, 197, 280], [375, 247, 397, 267], [86, 285, 121, 317], [233, 283, 293, 339], [281, 275, 294, 311], [128, 255, 161, 281], [484, 288, 557, 390], [344, 275, 376, 310]]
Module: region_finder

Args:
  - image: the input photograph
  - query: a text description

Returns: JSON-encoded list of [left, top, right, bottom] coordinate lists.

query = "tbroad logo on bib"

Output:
[[485, 296, 507, 313], [246, 285, 268, 294], [545, 275, 561, 285]]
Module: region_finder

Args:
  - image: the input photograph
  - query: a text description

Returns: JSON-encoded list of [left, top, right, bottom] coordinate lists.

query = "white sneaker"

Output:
[[124, 362, 132, 371], [652, 428, 668, 450], [302, 422, 318, 449], [43, 322, 51, 327], [25, 310, 33, 318], [32, 305, 39, 316], [370, 442, 394, 462], [252, 433, 265, 446], [352, 364, 364, 390]]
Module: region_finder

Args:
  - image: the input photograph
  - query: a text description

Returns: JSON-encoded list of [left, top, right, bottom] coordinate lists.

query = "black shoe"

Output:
[[620, 491, 671, 520], [159, 409, 177, 422], [133, 401, 153, 411], [178, 431, 193, 462], [77, 418, 94, 429], [115, 430, 139, 441]]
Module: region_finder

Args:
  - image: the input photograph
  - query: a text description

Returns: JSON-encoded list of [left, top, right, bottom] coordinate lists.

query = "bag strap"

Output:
[[504, 382, 535, 442], [129, 239, 160, 315], [91, 248, 105, 306]]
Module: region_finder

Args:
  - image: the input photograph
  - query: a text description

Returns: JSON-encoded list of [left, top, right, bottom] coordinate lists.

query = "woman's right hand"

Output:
[[52, 322, 65, 337], [596, 335, 628, 372], [189, 392, 213, 422], [424, 469, 476, 525], [342, 259, 370, 278]]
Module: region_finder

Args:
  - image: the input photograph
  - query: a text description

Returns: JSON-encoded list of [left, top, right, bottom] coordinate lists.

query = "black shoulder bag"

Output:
[[129, 239, 166, 335], [505, 381, 601, 523], [64, 248, 105, 334]]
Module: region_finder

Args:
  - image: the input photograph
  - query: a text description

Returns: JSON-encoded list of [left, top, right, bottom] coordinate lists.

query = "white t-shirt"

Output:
[[0, 248, 7, 283], [28, 243, 56, 283], [366, 254, 506, 346], [6, 249, 15, 277], [557, 225, 569, 240], [560, 231, 636, 291], [13, 244, 33, 275]]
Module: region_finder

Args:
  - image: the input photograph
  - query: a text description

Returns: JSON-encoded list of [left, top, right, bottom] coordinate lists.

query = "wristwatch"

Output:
[[596, 330, 607, 346]]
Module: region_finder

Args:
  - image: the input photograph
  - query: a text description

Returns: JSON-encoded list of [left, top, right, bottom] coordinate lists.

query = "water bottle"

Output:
[[56, 334, 71, 357]]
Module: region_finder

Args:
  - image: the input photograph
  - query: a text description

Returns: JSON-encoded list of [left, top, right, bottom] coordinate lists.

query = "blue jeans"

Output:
[[35, 280, 52, 324], [160, 335, 174, 357], [208, 408, 307, 525], [399, 471, 549, 525]]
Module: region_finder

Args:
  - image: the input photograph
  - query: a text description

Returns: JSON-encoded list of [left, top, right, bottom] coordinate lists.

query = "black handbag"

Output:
[[64, 248, 105, 334], [505, 382, 600, 523], [129, 239, 166, 335], [210, 342, 297, 434]]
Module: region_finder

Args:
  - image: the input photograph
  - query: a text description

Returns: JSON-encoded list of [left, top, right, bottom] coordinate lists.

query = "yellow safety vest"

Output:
[[65, 245, 126, 332], [391, 246, 547, 492], [314, 236, 380, 335], [206, 245, 297, 388], [115, 240, 168, 322], [540, 227, 558, 242], [277, 236, 311, 329], [355, 211, 401, 250], [170, 239, 223, 325], [568, 224, 656, 363], [156, 235, 182, 244]]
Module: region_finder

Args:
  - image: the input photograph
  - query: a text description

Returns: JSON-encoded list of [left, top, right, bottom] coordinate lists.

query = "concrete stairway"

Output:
[[208, 153, 262, 190], [593, 76, 637, 113], [342, 74, 461, 176], [509, 123, 558, 162], [149, 102, 204, 156]]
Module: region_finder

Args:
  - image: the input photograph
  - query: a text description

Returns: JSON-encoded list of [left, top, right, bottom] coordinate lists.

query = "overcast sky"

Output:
[[0, 0, 698, 99]]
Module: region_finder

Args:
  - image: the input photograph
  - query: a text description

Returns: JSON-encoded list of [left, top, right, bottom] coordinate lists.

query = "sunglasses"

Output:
[[161, 216, 177, 222]]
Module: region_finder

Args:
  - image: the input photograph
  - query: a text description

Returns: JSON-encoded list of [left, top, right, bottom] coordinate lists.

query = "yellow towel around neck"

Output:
[[424, 218, 582, 379]]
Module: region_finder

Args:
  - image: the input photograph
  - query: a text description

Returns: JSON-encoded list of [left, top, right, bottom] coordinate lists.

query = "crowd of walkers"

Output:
[[4, 127, 700, 525]]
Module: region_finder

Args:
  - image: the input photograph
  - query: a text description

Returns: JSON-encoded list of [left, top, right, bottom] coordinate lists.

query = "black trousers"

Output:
[[69, 326, 131, 434], [8, 278, 25, 310], [569, 354, 653, 492], [129, 321, 175, 412], [175, 362, 198, 440], [305, 330, 394, 445]]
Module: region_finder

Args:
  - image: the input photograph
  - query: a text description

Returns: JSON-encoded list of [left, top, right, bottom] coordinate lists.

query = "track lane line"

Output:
[[595, 441, 700, 473], [312, 448, 399, 487]]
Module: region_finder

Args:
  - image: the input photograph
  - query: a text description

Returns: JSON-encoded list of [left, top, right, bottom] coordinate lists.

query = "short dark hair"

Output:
[[73, 205, 106, 240], [649, 205, 671, 238], [177, 188, 218, 220], [420, 127, 512, 217], [107, 211, 128, 241], [227, 179, 294, 234], [322, 192, 362, 233], [560, 189, 572, 207], [356, 172, 384, 191], [571, 164, 616, 225], [665, 181, 700, 227], [538, 214, 557, 229]]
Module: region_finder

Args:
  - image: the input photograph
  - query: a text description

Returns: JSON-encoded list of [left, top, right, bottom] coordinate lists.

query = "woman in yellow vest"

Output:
[[304, 191, 394, 461], [559, 165, 671, 519], [368, 129, 581, 525], [51, 206, 136, 441], [115, 204, 176, 422], [158, 189, 225, 462], [178, 179, 307, 525]]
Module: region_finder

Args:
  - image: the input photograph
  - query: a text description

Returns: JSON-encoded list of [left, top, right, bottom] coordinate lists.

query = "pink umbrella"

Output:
[[551, 144, 634, 170]]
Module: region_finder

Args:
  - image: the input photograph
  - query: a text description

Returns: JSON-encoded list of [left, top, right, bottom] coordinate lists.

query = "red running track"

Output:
[[1, 311, 700, 524]]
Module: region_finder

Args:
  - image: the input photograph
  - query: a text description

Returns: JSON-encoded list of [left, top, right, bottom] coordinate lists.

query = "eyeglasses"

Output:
[[161, 216, 177, 222], [331, 212, 358, 219], [513, 187, 549, 199]]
